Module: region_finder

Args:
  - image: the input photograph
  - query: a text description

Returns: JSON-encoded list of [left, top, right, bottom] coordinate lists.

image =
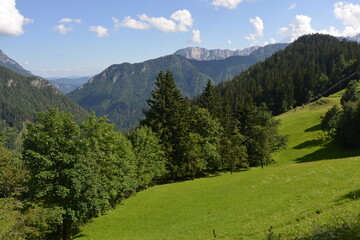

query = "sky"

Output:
[[0, 0, 360, 78]]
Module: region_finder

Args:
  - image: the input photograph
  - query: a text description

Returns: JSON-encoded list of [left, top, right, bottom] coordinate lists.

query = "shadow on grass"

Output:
[[293, 139, 322, 149], [339, 189, 360, 201], [295, 142, 359, 163], [74, 234, 86, 239], [304, 124, 322, 132]]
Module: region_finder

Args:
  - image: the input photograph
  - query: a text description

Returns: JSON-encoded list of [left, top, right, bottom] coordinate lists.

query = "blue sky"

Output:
[[0, 0, 359, 78]]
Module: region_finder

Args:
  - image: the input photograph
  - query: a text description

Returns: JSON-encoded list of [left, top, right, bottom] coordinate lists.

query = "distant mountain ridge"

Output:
[[174, 46, 261, 61], [0, 50, 33, 77], [48, 77, 91, 94], [68, 43, 288, 130]]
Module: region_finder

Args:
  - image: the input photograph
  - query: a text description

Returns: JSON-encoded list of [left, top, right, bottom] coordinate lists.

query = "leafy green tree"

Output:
[[127, 126, 167, 190], [321, 105, 341, 132], [22, 109, 104, 239], [80, 113, 137, 205], [341, 80, 360, 105], [0, 145, 28, 197]]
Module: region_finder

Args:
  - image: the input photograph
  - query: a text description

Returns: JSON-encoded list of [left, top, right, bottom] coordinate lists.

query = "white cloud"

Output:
[[113, 16, 150, 30], [138, 9, 194, 32], [277, 15, 315, 42], [227, 39, 232, 44], [24, 61, 29, 65], [59, 18, 82, 24], [333, 2, 360, 37], [188, 29, 201, 43], [89, 25, 109, 38], [212, 0, 244, 9], [116, 9, 194, 33], [54, 24, 74, 35], [263, 38, 276, 46], [246, 16, 264, 42], [0, 0, 33, 36], [289, 4, 297, 10]]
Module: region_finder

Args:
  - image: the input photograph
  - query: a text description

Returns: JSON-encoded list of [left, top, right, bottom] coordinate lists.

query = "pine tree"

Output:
[[198, 79, 222, 120], [141, 70, 190, 179]]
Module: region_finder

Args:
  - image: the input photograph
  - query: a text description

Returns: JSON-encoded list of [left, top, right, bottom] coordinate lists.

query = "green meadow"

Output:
[[75, 96, 360, 239]]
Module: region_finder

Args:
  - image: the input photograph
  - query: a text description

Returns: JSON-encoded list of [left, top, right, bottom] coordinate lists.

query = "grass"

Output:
[[77, 96, 360, 239]]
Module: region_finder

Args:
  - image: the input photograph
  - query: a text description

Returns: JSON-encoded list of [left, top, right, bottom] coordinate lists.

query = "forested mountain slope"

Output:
[[216, 34, 360, 115], [0, 66, 88, 129]]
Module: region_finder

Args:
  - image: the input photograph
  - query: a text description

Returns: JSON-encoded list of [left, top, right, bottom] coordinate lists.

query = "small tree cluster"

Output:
[[321, 79, 360, 149], [142, 71, 287, 180]]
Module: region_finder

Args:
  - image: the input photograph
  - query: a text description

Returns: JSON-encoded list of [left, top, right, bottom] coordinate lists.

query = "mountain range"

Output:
[[48, 77, 91, 94], [68, 43, 288, 130], [174, 45, 261, 61]]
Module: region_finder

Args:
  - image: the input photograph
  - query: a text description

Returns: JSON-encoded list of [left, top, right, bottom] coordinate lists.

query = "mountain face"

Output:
[[0, 50, 33, 77], [0, 66, 88, 129], [174, 46, 260, 61], [48, 77, 90, 94], [68, 44, 286, 130]]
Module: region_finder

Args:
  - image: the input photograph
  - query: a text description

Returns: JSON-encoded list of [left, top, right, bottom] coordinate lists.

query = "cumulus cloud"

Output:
[[333, 2, 360, 37], [246, 16, 264, 42], [263, 38, 276, 46], [139, 9, 194, 32], [113, 16, 150, 30], [115, 9, 194, 33], [212, 0, 245, 9], [188, 29, 201, 43], [0, 0, 33, 36], [89, 25, 109, 38], [59, 18, 82, 24], [289, 4, 297, 10], [54, 17, 82, 35], [279, 2, 360, 43], [54, 24, 74, 35], [227, 39, 232, 44]]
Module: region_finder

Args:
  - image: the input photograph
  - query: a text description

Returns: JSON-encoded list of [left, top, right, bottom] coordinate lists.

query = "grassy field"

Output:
[[75, 97, 359, 239]]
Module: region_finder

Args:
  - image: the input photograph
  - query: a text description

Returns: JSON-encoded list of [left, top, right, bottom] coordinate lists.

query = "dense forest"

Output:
[[215, 34, 360, 114]]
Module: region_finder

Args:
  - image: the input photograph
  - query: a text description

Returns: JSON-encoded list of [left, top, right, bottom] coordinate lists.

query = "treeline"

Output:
[[0, 70, 286, 239], [216, 34, 360, 115], [321, 79, 360, 149]]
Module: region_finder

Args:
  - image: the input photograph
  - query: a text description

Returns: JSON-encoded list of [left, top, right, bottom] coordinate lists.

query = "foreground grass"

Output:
[[78, 97, 360, 239]]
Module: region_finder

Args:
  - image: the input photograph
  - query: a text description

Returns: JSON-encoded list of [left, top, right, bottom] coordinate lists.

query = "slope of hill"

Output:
[[48, 76, 90, 94], [217, 34, 360, 115], [68, 44, 286, 130], [0, 50, 33, 77], [77, 95, 360, 240], [0, 66, 88, 129]]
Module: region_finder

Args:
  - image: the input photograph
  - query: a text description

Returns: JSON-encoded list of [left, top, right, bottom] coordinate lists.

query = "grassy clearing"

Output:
[[77, 96, 360, 239]]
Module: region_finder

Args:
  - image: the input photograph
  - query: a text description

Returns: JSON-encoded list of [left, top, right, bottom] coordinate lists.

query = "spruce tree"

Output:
[[141, 70, 190, 179]]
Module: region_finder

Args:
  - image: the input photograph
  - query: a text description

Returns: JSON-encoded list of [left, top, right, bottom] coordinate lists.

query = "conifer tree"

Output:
[[141, 70, 190, 179]]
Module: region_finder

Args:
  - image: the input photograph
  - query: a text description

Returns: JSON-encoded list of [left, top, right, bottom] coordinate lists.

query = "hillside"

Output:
[[0, 66, 88, 129], [77, 94, 360, 240], [217, 34, 360, 115], [68, 44, 286, 130], [0, 50, 33, 77]]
